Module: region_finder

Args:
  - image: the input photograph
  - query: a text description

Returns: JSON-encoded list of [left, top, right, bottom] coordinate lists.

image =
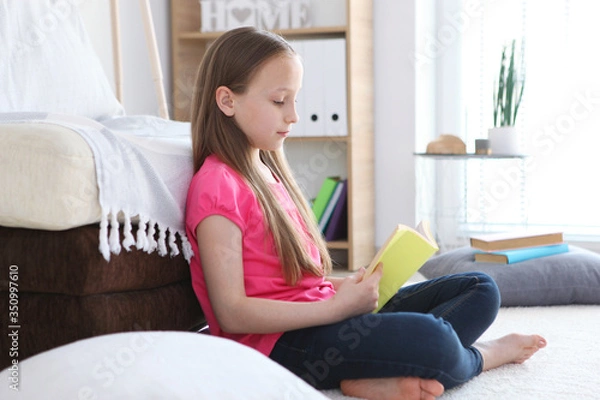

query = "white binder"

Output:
[[322, 38, 347, 136], [301, 39, 326, 136], [291, 38, 347, 137]]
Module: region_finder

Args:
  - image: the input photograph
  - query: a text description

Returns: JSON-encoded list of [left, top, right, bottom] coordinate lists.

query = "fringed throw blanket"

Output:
[[0, 112, 194, 262]]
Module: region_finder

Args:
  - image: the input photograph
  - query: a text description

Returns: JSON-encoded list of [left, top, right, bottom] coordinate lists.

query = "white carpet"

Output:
[[322, 305, 600, 400]]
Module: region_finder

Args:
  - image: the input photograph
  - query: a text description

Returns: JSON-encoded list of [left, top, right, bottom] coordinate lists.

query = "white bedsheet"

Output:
[[0, 113, 194, 261]]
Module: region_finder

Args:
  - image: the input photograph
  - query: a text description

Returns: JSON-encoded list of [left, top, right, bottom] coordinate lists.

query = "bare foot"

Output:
[[474, 333, 547, 371], [340, 376, 444, 400]]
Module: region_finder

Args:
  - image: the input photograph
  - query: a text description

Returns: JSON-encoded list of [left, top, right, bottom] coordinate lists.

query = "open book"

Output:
[[364, 221, 439, 313]]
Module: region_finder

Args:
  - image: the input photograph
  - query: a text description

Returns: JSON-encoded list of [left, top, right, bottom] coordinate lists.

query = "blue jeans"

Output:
[[269, 272, 501, 390]]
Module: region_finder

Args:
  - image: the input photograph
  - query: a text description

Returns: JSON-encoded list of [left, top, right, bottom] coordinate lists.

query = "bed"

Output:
[[0, 0, 204, 369]]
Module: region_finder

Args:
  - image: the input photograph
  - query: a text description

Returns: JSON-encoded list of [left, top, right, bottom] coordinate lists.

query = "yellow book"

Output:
[[364, 221, 439, 313]]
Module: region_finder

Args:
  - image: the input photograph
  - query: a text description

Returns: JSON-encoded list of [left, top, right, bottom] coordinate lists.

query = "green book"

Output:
[[318, 180, 344, 232], [311, 177, 341, 222]]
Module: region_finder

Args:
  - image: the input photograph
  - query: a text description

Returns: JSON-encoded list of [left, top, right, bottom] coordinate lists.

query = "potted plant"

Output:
[[488, 39, 525, 155]]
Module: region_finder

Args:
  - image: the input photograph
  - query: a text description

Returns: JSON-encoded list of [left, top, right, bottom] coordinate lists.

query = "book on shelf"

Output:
[[311, 176, 341, 222], [324, 180, 348, 241], [363, 221, 439, 313], [470, 230, 564, 252], [474, 242, 570, 264], [318, 179, 346, 233]]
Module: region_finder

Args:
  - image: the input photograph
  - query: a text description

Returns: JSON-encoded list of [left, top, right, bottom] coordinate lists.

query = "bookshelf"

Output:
[[170, 0, 374, 271]]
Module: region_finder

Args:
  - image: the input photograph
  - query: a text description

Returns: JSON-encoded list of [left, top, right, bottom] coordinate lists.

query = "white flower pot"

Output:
[[488, 126, 521, 155]]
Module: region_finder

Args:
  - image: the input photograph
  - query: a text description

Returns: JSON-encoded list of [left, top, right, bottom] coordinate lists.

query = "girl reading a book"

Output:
[[185, 26, 546, 400]]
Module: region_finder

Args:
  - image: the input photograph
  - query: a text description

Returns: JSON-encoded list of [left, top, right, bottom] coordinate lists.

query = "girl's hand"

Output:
[[330, 263, 384, 319]]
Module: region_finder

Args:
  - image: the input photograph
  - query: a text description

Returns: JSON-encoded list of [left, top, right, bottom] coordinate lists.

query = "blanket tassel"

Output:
[[136, 215, 149, 251], [157, 224, 167, 256], [99, 213, 111, 261], [180, 234, 193, 263], [122, 213, 135, 250], [146, 219, 158, 253], [168, 228, 180, 257], [109, 211, 122, 255]]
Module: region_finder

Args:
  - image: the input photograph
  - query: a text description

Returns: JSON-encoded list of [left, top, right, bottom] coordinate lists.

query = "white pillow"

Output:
[[0, 331, 329, 399], [0, 0, 124, 119]]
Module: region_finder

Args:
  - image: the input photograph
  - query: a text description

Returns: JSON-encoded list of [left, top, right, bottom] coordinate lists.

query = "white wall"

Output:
[[373, 0, 418, 246], [80, 0, 171, 116]]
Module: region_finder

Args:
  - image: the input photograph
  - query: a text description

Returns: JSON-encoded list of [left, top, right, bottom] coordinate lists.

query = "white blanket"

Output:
[[0, 112, 194, 262]]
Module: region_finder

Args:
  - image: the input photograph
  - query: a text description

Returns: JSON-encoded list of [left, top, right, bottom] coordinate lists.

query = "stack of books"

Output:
[[311, 177, 348, 241], [470, 230, 568, 264]]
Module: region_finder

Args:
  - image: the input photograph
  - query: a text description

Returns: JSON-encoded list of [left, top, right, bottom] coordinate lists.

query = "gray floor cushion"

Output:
[[420, 245, 600, 306]]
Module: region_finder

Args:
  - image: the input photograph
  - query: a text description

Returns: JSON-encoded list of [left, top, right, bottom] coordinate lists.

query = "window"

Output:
[[435, 0, 600, 242]]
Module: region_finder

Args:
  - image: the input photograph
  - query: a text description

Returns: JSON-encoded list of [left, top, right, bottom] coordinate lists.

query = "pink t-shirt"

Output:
[[185, 154, 335, 356]]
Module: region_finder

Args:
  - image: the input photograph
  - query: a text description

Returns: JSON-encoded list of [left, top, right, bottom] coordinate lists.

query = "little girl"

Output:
[[185, 26, 546, 400]]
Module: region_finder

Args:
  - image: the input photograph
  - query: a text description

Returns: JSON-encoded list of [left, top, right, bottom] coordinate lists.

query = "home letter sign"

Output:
[[200, 0, 313, 32]]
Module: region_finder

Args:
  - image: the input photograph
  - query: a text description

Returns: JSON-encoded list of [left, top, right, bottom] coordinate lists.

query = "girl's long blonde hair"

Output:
[[190, 26, 332, 285]]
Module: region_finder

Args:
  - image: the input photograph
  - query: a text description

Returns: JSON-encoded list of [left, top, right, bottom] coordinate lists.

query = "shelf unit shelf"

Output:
[[178, 26, 347, 40], [327, 240, 350, 250], [286, 136, 348, 143], [170, 0, 374, 271], [413, 153, 528, 160]]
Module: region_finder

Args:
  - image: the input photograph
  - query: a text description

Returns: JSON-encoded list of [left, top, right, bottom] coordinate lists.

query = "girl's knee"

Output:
[[474, 272, 501, 308], [451, 272, 501, 322], [476, 272, 496, 285]]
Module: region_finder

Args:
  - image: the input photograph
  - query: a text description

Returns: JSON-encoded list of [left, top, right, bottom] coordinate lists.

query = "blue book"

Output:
[[475, 243, 569, 264]]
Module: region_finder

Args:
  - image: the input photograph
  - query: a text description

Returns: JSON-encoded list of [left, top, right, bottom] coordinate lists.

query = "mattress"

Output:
[[0, 224, 205, 368], [0, 117, 204, 368], [0, 224, 192, 295], [0, 117, 192, 235], [0, 123, 102, 230], [0, 281, 203, 368]]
